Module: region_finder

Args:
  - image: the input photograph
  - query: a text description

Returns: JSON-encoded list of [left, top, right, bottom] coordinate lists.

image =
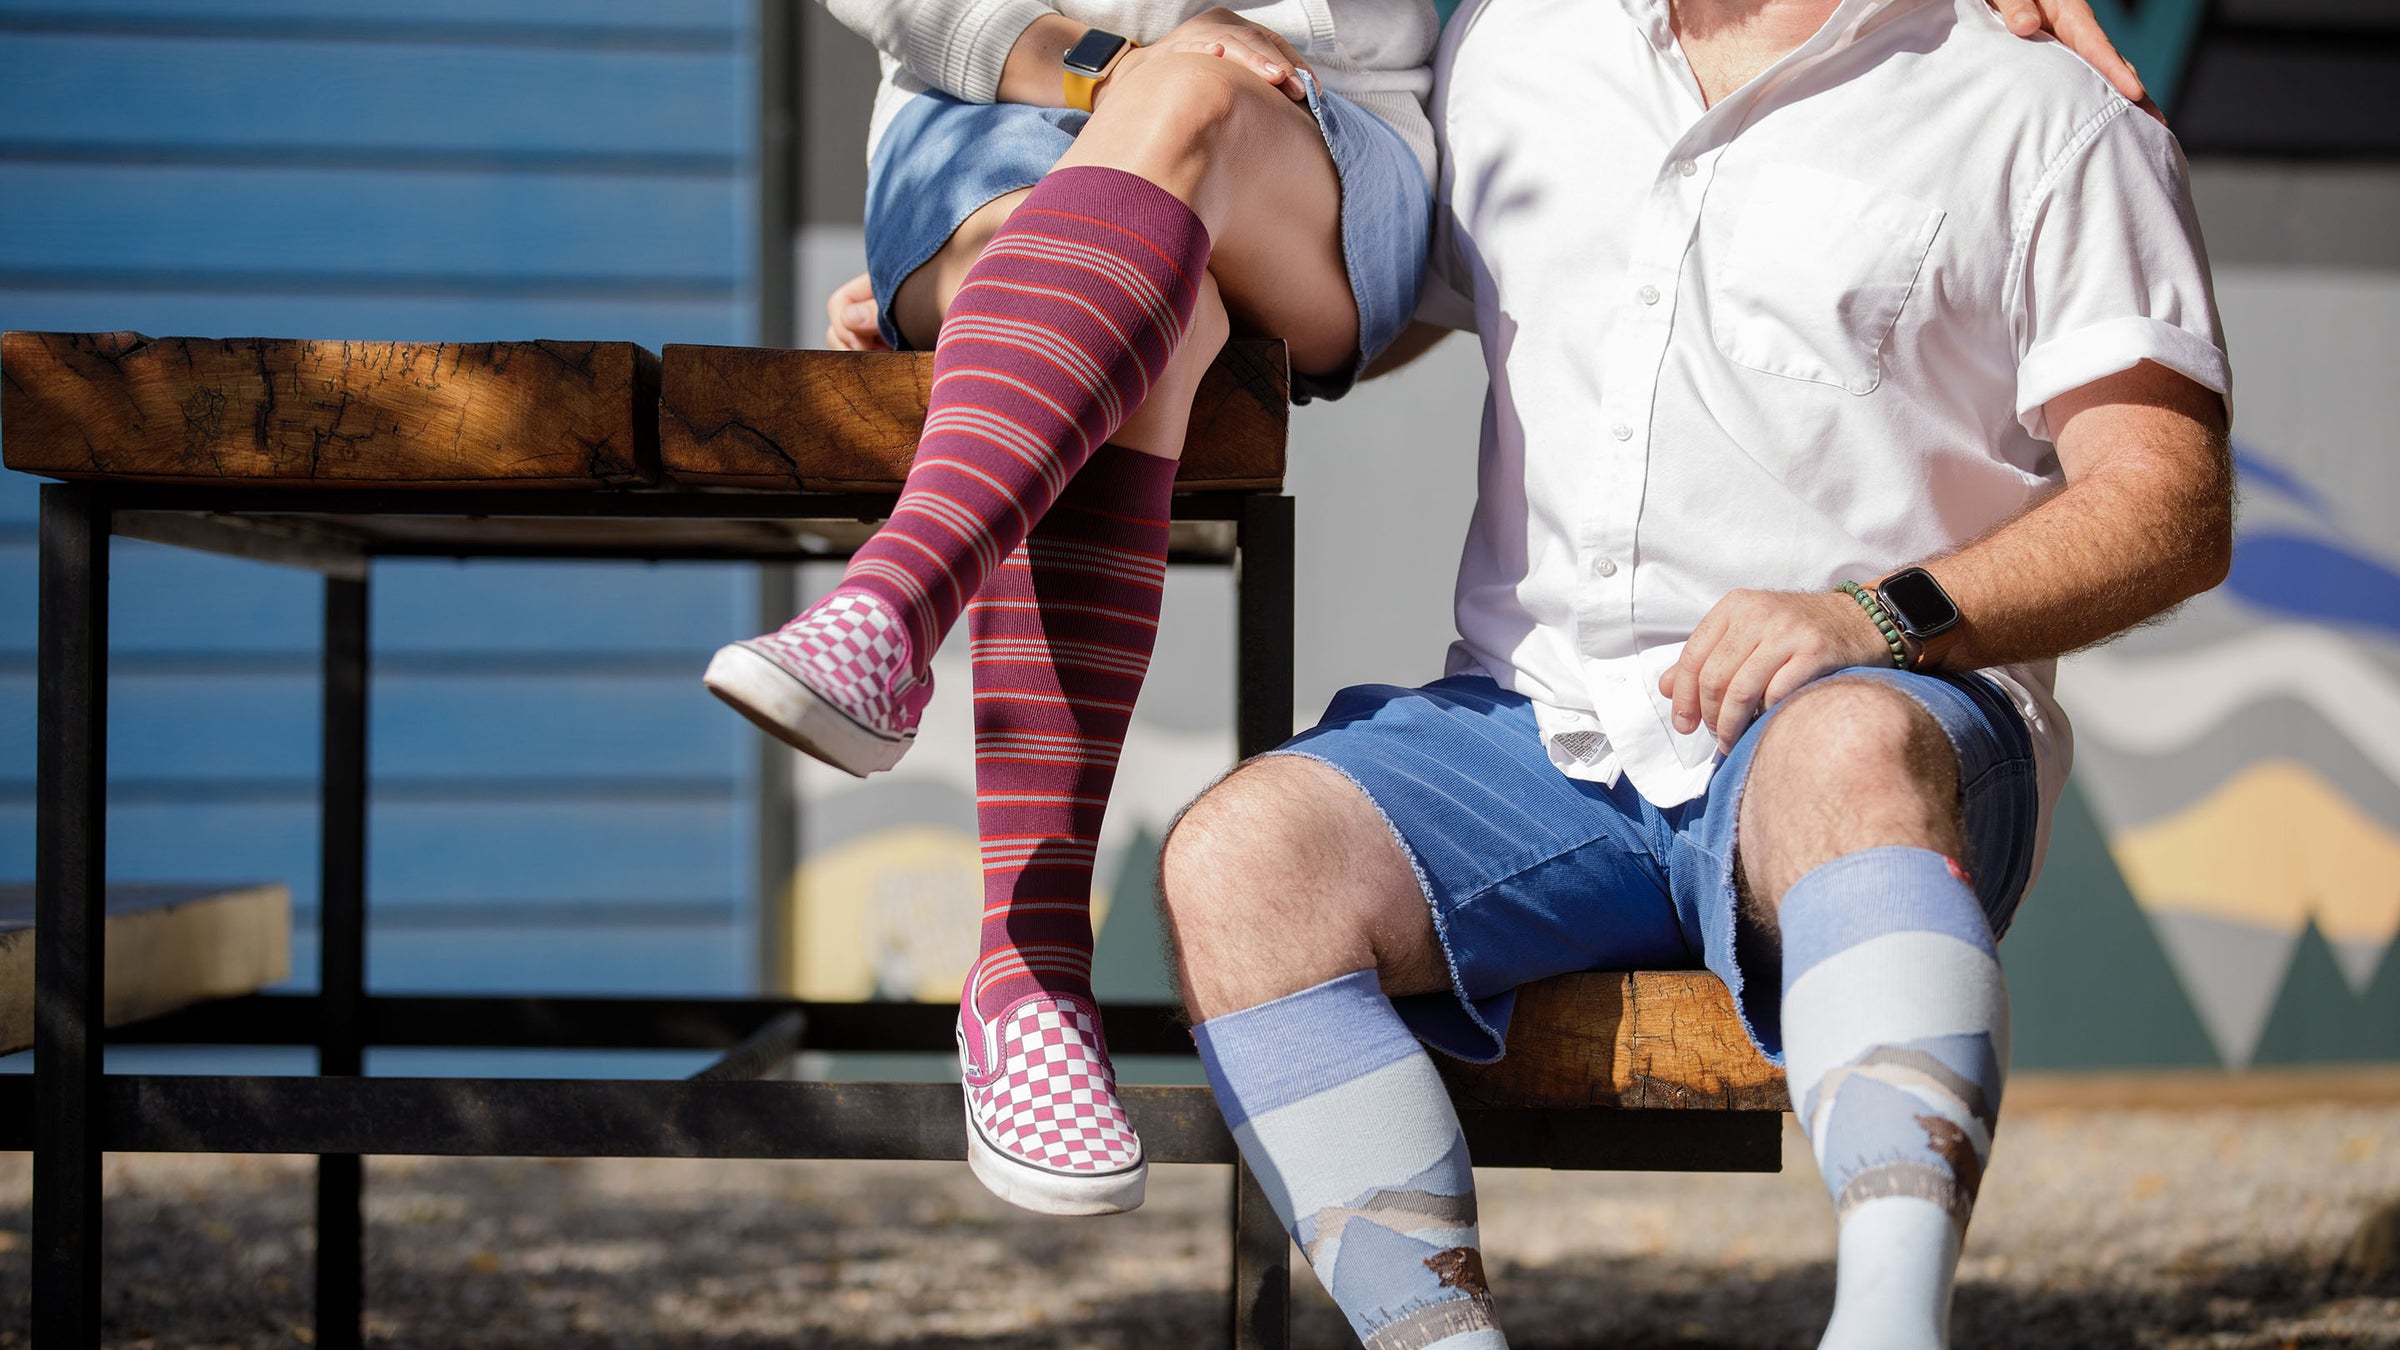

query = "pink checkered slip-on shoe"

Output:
[[956, 986, 1147, 1216], [703, 590, 930, 777]]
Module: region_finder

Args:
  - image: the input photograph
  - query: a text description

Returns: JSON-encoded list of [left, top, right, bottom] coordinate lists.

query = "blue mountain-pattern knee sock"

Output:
[[1193, 970, 1506, 1350], [1778, 847, 2009, 1350]]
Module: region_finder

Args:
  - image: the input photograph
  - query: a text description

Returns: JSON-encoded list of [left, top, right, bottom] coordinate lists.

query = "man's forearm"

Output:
[[1911, 376, 2233, 671]]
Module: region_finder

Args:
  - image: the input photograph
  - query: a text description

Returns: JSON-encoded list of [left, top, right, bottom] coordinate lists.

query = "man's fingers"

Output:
[[1990, 0, 2042, 36], [1714, 649, 1784, 751], [1695, 630, 1758, 740], [1668, 648, 1707, 736], [2046, 2, 2146, 102], [1759, 660, 1823, 718], [1666, 610, 1729, 732]]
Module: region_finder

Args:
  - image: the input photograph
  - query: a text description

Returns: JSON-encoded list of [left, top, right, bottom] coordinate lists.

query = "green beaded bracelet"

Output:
[[1839, 581, 1911, 670]]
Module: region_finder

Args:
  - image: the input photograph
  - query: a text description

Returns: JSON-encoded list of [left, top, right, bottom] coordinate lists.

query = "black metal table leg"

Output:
[[316, 573, 370, 1350], [34, 483, 110, 1347], [1228, 493, 1297, 1350], [1233, 494, 1295, 764]]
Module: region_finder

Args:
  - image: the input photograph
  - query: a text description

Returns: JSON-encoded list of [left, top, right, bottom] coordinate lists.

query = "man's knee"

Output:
[[1160, 753, 1432, 1018], [1756, 678, 1953, 797], [1743, 678, 1964, 904], [1161, 753, 1357, 919]]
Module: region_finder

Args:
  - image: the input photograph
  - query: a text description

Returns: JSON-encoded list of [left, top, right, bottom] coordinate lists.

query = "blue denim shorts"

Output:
[[862, 71, 1429, 404], [1270, 668, 2040, 1065]]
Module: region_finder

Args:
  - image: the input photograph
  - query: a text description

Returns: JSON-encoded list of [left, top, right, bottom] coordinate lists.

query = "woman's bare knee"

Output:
[[1068, 53, 1255, 212]]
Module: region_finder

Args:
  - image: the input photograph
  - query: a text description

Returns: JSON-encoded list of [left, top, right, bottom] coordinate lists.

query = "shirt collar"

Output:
[[1635, 0, 1934, 137]]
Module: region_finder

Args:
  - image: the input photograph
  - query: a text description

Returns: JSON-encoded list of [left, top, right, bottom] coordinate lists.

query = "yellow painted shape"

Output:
[[784, 825, 1114, 1002], [2111, 758, 2400, 945]]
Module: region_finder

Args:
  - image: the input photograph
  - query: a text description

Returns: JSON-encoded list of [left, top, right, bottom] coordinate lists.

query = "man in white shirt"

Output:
[[1163, 1, 2231, 1346]]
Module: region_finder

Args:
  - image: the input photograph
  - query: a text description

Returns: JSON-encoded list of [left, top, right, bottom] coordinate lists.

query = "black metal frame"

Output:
[[28, 481, 1779, 1349]]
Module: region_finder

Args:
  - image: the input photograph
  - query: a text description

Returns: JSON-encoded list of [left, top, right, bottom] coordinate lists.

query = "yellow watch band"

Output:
[[1063, 39, 1132, 113]]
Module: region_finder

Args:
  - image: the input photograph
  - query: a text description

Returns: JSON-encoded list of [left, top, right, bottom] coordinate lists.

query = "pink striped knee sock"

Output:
[[967, 444, 1177, 1018], [837, 166, 1209, 675]]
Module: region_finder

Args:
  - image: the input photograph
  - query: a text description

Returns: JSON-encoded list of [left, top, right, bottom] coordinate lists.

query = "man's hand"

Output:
[[824, 270, 889, 351], [1103, 7, 1312, 106], [1658, 590, 1894, 753], [1988, 0, 2160, 116]]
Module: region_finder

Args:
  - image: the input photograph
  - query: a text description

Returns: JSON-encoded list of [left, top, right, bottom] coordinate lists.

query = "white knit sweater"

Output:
[[823, 0, 1439, 183]]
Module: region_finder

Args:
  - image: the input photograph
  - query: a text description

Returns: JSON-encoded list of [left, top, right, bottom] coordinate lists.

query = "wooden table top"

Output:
[[0, 331, 1288, 494]]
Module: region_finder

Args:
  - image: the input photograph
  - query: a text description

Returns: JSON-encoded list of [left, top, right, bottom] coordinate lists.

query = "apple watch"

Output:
[[1874, 566, 1963, 670], [1063, 28, 1135, 112]]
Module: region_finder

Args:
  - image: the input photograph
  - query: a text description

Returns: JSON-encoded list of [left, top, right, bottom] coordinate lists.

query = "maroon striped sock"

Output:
[[967, 444, 1177, 1018], [838, 166, 1208, 677]]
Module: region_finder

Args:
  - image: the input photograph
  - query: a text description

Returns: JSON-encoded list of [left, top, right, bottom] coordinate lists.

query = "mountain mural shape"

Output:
[[2048, 445, 2400, 1068]]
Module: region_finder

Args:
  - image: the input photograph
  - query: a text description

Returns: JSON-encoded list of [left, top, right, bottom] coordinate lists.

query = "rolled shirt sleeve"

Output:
[[2011, 103, 2231, 441], [824, 0, 1056, 105]]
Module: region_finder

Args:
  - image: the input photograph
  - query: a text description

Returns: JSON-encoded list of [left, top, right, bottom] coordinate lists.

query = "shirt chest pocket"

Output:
[[1707, 164, 1945, 395]]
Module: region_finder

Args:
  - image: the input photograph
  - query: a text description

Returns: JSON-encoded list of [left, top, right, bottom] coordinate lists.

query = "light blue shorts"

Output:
[[862, 72, 1430, 404], [1270, 668, 2041, 1065]]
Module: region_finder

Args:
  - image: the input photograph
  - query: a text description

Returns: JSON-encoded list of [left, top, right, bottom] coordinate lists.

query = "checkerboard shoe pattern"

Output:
[[958, 986, 1146, 1215], [830, 166, 1206, 676], [702, 589, 931, 776]]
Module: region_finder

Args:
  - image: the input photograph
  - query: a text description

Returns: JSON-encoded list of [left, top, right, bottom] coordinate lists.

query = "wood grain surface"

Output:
[[0, 883, 291, 1057], [1, 331, 660, 487], [658, 339, 1289, 491], [1439, 971, 1790, 1111]]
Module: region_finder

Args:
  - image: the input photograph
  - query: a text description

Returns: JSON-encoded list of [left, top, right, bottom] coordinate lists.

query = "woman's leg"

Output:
[[707, 60, 1347, 1215], [894, 51, 1358, 396]]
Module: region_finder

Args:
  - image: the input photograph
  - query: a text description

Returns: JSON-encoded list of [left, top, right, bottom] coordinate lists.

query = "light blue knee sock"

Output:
[[1193, 970, 1506, 1350], [1779, 847, 2009, 1350]]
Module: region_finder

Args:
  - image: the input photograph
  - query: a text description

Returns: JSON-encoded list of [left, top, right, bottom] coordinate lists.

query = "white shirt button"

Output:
[[1637, 284, 1660, 306], [1676, 158, 1698, 178], [1610, 422, 1633, 441], [1593, 557, 1618, 578]]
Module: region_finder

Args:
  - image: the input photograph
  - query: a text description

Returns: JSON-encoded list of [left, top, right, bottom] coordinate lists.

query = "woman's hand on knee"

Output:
[[823, 271, 888, 352], [1103, 7, 1311, 106]]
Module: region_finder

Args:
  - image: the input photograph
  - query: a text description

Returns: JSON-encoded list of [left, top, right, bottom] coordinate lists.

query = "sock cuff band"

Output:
[[1779, 846, 1995, 993], [1019, 165, 1212, 271], [1192, 969, 1421, 1133]]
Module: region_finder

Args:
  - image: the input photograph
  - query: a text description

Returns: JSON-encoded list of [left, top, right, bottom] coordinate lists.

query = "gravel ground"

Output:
[[3, 1100, 2396, 1349]]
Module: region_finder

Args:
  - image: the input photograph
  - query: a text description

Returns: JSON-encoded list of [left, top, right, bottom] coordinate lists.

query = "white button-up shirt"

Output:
[[1423, 0, 2231, 854]]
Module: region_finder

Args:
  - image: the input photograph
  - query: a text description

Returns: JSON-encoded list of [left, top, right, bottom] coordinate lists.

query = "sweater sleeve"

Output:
[[821, 0, 1056, 105]]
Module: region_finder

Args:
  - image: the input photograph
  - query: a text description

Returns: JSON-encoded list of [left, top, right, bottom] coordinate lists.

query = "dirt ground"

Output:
[[3, 1099, 2397, 1349]]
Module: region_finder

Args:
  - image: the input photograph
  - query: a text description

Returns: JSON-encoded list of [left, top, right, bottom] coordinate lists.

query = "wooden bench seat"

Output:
[[1445, 970, 1787, 1112], [0, 883, 289, 1057]]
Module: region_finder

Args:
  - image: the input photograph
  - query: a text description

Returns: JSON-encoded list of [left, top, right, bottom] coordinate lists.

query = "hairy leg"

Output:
[[1739, 677, 1966, 915], [1742, 678, 2002, 1350], [1165, 755, 1505, 1348], [1161, 753, 1447, 1021]]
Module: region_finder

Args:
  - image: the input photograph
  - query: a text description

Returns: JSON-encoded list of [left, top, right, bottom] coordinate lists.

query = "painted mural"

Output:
[[2055, 443, 2400, 1068]]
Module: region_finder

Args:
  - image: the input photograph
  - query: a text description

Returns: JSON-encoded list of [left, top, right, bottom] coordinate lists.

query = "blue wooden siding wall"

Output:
[[0, 0, 765, 1024]]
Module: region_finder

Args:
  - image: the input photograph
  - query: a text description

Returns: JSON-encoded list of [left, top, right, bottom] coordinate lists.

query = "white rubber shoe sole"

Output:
[[960, 1087, 1147, 1217], [702, 641, 909, 778]]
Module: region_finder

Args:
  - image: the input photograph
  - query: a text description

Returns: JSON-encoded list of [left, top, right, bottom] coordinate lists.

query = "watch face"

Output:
[[1878, 568, 1960, 638], [1064, 29, 1130, 75]]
